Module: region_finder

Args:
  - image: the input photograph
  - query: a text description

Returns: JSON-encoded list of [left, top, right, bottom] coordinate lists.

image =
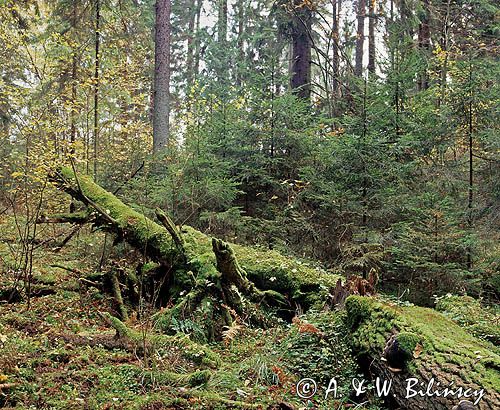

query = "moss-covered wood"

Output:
[[51, 167, 341, 339], [345, 296, 500, 410]]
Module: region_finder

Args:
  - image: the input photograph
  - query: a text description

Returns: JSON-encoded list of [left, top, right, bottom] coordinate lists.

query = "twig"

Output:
[[113, 161, 145, 195]]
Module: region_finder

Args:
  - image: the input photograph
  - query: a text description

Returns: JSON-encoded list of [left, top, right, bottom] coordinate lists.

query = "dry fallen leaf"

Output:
[[413, 343, 423, 358]]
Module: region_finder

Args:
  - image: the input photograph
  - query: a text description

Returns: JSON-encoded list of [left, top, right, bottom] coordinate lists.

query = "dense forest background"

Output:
[[0, 0, 498, 307]]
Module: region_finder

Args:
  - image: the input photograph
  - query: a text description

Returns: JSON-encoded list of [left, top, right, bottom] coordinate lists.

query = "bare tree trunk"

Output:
[[93, 0, 100, 180], [290, 1, 312, 100], [417, 0, 430, 90], [332, 0, 340, 96], [69, 1, 78, 158], [367, 0, 376, 74], [467, 59, 473, 270], [216, 0, 228, 87], [186, 0, 196, 90], [355, 0, 366, 76], [438, 0, 450, 106], [193, 0, 202, 79], [218, 0, 227, 44], [153, 0, 171, 153], [236, 0, 245, 86]]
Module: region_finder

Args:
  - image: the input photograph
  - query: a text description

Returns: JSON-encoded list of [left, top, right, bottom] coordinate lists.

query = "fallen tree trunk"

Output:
[[345, 296, 500, 410], [50, 167, 341, 339]]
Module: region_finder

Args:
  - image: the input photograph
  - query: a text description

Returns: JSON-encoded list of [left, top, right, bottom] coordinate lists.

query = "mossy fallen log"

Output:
[[51, 167, 341, 339], [345, 296, 500, 410]]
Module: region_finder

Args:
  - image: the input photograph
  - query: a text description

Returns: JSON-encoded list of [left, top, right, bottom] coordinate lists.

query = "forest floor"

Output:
[[0, 217, 500, 410], [0, 216, 387, 410]]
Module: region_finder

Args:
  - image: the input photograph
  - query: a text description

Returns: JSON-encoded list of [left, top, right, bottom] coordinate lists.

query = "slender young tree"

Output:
[[93, 0, 100, 179], [417, 0, 430, 90], [69, 0, 79, 212], [153, 0, 171, 153], [332, 0, 340, 96], [467, 58, 474, 270], [218, 0, 228, 44], [236, 0, 245, 86], [185, 0, 196, 90], [193, 0, 202, 80]]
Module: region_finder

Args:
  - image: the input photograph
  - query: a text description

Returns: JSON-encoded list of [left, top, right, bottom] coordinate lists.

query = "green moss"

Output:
[[59, 167, 178, 263], [231, 245, 340, 309], [58, 168, 342, 312], [281, 310, 358, 390], [141, 261, 160, 275], [141, 369, 211, 387], [396, 332, 420, 358], [435, 294, 500, 345], [45, 211, 89, 223], [345, 296, 500, 393], [105, 313, 220, 368]]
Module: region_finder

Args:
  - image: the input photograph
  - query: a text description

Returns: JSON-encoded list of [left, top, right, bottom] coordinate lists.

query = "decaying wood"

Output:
[[155, 208, 185, 257], [50, 166, 340, 339], [109, 271, 128, 321], [329, 268, 378, 307], [345, 296, 500, 410]]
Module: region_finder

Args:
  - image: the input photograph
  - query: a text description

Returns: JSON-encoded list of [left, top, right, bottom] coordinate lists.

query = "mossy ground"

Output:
[[435, 294, 500, 345], [0, 216, 377, 409], [2, 204, 497, 409]]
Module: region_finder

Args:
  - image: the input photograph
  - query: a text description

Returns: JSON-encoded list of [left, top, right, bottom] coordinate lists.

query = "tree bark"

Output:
[[186, 0, 196, 90], [289, 1, 312, 100], [467, 59, 473, 269], [417, 0, 430, 90], [355, 0, 366, 77], [93, 0, 100, 179], [193, 0, 202, 79], [218, 0, 228, 44], [332, 0, 340, 96], [236, 0, 245, 86], [367, 0, 376, 74], [70, 0, 78, 155], [153, 0, 171, 153]]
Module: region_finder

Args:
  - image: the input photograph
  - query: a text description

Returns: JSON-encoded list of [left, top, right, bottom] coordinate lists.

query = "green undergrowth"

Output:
[[0, 291, 378, 409]]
